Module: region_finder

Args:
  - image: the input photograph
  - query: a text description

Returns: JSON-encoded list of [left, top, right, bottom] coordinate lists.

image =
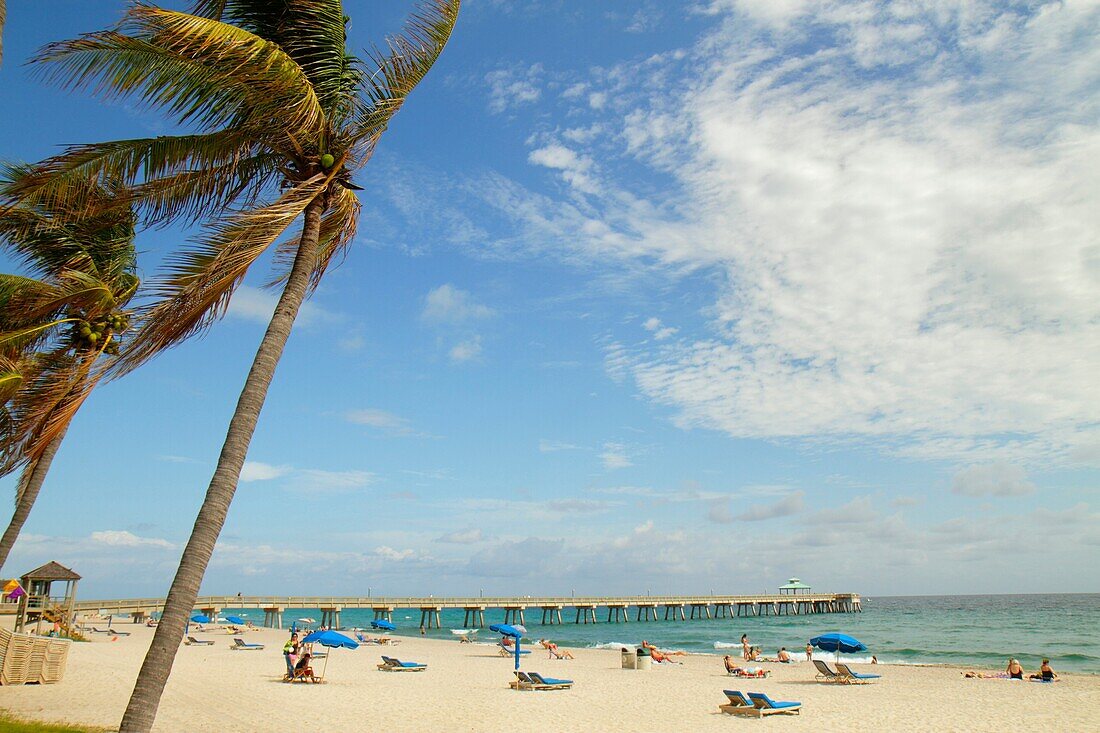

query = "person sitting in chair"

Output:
[[292, 653, 320, 683]]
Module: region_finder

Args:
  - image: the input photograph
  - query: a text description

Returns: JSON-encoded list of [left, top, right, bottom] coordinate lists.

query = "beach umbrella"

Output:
[[490, 623, 524, 671], [301, 630, 359, 680], [371, 619, 396, 631], [225, 615, 246, 625], [810, 633, 867, 661], [297, 617, 316, 625], [190, 614, 210, 624]]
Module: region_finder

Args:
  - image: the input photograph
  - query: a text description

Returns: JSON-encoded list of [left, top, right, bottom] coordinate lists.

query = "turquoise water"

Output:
[[221, 594, 1100, 674]]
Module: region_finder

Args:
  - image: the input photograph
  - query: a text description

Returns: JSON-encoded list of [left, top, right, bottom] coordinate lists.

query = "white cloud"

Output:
[[528, 143, 598, 194], [436, 528, 485, 545], [422, 284, 494, 324], [486, 63, 543, 114], [642, 316, 678, 340], [240, 461, 292, 482], [952, 463, 1036, 497], [373, 546, 420, 561], [293, 469, 376, 494], [600, 442, 633, 470], [539, 438, 582, 452], [449, 336, 483, 363], [227, 285, 332, 328], [345, 408, 416, 435], [90, 530, 173, 549], [726, 491, 805, 522]]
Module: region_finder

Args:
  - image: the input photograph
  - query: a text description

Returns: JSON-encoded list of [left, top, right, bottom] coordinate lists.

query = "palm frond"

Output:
[[191, 0, 363, 119], [268, 184, 360, 291], [346, 0, 460, 157], [118, 175, 327, 373], [32, 6, 325, 140]]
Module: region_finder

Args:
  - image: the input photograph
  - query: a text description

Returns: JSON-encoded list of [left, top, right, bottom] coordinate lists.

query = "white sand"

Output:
[[1, 621, 1096, 732]]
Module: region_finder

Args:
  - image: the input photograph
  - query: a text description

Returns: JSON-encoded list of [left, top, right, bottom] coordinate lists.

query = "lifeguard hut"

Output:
[[14, 561, 80, 637], [778, 577, 812, 596]]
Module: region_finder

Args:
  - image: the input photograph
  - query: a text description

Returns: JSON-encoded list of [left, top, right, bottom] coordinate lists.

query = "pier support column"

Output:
[[574, 605, 597, 624], [463, 606, 486, 628], [320, 606, 342, 629], [130, 610, 148, 624], [263, 607, 284, 629], [199, 607, 221, 624], [419, 606, 442, 630], [372, 606, 394, 623]]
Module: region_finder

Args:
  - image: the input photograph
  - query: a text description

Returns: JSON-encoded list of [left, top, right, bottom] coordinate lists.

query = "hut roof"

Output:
[[21, 561, 81, 582], [779, 577, 811, 589]]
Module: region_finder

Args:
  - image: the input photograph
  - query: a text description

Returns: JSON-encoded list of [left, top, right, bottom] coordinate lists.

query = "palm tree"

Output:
[[0, 170, 139, 573], [10, 3, 460, 729], [0, 0, 7, 66]]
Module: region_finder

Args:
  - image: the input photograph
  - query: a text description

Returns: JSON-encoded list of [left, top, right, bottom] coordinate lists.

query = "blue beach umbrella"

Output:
[[371, 619, 396, 631], [810, 633, 867, 661], [190, 614, 210, 624], [301, 630, 359, 680], [225, 615, 246, 625], [490, 624, 525, 670]]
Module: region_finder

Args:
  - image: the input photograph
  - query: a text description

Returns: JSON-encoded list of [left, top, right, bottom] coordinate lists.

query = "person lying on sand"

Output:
[[642, 640, 686, 656]]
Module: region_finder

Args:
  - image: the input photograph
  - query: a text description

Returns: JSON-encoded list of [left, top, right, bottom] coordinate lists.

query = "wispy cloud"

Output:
[[240, 461, 293, 482], [449, 336, 483, 363], [539, 439, 582, 452], [227, 285, 334, 328], [710, 491, 805, 523], [486, 63, 543, 114], [600, 442, 633, 470], [345, 408, 423, 436], [435, 528, 485, 545], [90, 530, 173, 549], [952, 463, 1035, 498]]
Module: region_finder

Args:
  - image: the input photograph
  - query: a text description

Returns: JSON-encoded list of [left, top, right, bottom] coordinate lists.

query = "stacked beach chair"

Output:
[[0, 627, 71, 685]]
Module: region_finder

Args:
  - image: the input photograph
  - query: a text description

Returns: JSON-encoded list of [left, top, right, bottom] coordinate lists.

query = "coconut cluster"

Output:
[[69, 313, 129, 356]]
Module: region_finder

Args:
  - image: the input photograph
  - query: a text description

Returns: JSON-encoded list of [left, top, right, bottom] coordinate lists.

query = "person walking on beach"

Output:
[[805, 643, 813, 662], [1006, 658, 1024, 679], [741, 634, 751, 660], [283, 633, 299, 679]]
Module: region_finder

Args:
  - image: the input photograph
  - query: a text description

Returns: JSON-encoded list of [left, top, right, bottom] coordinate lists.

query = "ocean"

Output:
[[219, 593, 1100, 674]]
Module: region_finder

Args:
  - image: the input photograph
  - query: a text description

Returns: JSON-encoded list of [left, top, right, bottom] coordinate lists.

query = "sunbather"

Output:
[[546, 642, 574, 660], [1029, 659, 1056, 681], [1006, 658, 1024, 679], [777, 647, 792, 663]]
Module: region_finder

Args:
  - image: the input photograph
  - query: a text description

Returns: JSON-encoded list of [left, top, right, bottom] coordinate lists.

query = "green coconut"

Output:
[[320, 153, 335, 169]]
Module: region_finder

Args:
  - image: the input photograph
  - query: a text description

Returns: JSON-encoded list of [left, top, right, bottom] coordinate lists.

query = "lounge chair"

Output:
[[185, 636, 215, 646], [92, 627, 130, 636], [813, 659, 844, 682], [511, 670, 572, 690], [231, 637, 264, 650], [377, 655, 426, 672], [836, 662, 881, 683], [747, 692, 802, 717], [285, 665, 322, 683], [498, 641, 531, 657], [718, 690, 756, 715]]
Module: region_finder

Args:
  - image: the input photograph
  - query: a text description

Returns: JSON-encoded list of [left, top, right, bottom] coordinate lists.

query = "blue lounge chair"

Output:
[[747, 692, 802, 717], [524, 671, 572, 690], [718, 690, 755, 715], [231, 637, 264, 650], [377, 655, 426, 671], [836, 662, 881, 682], [813, 659, 844, 683], [185, 636, 214, 646]]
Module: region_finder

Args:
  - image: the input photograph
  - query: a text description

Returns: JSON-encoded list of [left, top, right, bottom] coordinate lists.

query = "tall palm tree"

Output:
[[0, 170, 139, 573], [10, 3, 460, 729]]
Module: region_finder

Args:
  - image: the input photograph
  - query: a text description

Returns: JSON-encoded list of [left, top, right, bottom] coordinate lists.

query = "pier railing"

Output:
[[72, 592, 861, 628]]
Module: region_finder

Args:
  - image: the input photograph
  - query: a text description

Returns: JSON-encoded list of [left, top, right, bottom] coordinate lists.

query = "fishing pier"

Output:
[[74, 591, 861, 630]]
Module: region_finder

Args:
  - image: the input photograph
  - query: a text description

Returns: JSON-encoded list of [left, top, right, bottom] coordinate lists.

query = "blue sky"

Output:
[[1, 0, 1097, 599]]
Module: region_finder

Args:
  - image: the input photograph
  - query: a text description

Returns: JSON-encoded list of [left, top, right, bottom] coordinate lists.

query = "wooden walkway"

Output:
[[73, 593, 861, 629]]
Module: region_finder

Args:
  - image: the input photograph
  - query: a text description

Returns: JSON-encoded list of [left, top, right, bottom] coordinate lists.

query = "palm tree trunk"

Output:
[[119, 197, 326, 733], [0, 429, 66, 574]]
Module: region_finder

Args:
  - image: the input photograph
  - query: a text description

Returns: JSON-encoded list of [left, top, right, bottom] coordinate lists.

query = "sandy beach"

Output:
[[0, 620, 1096, 732]]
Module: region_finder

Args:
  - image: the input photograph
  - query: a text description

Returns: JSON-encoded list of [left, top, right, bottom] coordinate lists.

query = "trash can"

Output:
[[621, 647, 636, 669], [636, 647, 652, 671]]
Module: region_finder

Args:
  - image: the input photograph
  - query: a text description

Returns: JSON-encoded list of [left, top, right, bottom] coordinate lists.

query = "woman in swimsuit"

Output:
[[1006, 658, 1023, 679]]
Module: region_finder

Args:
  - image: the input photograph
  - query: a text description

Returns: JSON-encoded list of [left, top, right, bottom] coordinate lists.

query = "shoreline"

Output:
[[1, 621, 1096, 732]]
